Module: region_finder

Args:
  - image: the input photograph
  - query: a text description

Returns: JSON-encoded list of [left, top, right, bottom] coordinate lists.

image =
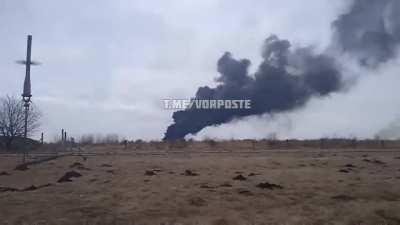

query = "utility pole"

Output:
[[64, 131, 67, 144], [64, 131, 67, 149]]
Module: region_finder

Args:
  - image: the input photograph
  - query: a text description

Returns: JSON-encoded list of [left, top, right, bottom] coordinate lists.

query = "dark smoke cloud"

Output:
[[164, 0, 400, 140], [164, 35, 342, 140], [333, 0, 400, 66]]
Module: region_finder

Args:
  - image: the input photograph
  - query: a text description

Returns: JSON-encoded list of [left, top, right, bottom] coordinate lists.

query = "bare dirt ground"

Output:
[[0, 145, 400, 225]]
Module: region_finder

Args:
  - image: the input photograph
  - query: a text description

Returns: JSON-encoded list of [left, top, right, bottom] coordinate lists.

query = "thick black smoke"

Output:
[[164, 0, 400, 140], [164, 35, 342, 140], [333, 0, 400, 66]]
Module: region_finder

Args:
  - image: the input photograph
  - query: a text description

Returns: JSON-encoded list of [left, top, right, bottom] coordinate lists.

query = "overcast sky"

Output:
[[1, 0, 399, 141]]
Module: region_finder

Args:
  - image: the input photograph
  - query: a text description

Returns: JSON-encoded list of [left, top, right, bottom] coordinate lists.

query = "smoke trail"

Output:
[[333, 0, 400, 66], [164, 36, 341, 140], [164, 0, 400, 140]]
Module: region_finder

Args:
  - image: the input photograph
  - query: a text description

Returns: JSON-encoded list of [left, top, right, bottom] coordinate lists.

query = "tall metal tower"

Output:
[[22, 35, 33, 140], [17, 35, 40, 162]]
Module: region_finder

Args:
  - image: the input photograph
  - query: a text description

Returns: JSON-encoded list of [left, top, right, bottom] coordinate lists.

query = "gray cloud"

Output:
[[8, 0, 396, 141]]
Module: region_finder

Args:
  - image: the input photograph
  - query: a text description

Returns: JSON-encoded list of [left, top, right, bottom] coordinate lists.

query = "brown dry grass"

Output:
[[0, 143, 399, 225]]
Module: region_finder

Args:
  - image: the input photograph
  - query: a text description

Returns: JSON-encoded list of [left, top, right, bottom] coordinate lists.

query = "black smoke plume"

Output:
[[164, 35, 342, 140], [164, 0, 400, 140], [333, 0, 400, 66]]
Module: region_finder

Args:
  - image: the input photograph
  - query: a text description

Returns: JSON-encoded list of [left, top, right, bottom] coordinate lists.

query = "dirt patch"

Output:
[[237, 189, 254, 196], [106, 170, 115, 174], [145, 170, 156, 176], [188, 197, 207, 206], [363, 159, 386, 165], [233, 174, 247, 181], [331, 195, 356, 201], [0, 183, 53, 193], [100, 164, 113, 168], [344, 164, 357, 168], [0, 186, 18, 192], [256, 182, 283, 190], [22, 185, 39, 191], [183, 170, 199, 176], [372, 159, 386, 164], [248, 172, 260, 177], [0, 171, 10, 176], [220, 182, 233, 187], [57, 171, 82, 183], [21, 184, 52, 192], [200, 184, 216, 189]]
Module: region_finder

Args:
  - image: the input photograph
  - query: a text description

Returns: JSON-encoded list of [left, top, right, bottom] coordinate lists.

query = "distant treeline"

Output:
[[2, 135, 399, 152], [78, 133, 121, 145], [80, 138, 400, 151]]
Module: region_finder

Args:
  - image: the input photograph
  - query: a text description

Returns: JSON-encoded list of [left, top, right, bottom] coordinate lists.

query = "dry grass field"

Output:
[[0, 141, 400, 225]]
